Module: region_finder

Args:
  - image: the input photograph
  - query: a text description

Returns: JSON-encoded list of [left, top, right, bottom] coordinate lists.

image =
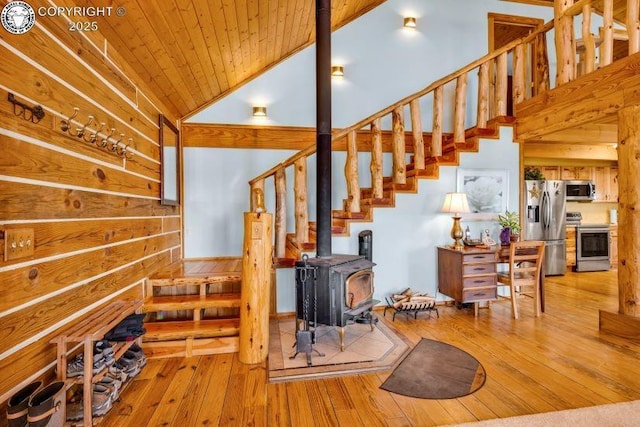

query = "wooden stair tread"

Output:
[[148, 258, 242, 286], [144, 318, 240, 341], [142, 293, 241, 312]]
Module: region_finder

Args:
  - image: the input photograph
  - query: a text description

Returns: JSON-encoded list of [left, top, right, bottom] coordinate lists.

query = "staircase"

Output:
[[142, 3, 631, 357], [141, 258, 242, 358]]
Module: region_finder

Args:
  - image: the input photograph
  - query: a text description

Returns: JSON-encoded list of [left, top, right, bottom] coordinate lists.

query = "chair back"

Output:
[[508, 240, 545, 286]]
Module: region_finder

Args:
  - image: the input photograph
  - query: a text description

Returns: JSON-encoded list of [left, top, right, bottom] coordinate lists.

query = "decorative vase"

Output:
[[500, 227, 511, 245]]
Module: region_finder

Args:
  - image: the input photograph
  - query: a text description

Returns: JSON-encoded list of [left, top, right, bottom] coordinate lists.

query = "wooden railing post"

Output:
[[294, 158, 308, 246], [628, 0, 640, 55], [454, 73, 468, 143], [534, 32, 550, 95], [494, 52, 508, 116], [477, 62, 489, 128], [432, 86, 443, 157], [250, 179, 265, 213], [345, 131, 360, 212], [274, 168, 286, 258], [409, 99, 425, 169], [513, 44, 526, 106], [392, 106, 406, 184], [370, 118, 383, 199], [555, 0, 576, 85], [601, 0, 614, 66], [582, 4, 596, 74]]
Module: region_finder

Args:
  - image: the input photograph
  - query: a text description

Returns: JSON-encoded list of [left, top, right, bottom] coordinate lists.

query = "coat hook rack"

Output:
[[8, 93, 45, 123], [59, 108, 134, 159]]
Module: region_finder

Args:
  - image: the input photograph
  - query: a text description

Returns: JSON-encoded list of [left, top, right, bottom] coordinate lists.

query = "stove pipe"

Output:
[[316, 0, 332, 258]]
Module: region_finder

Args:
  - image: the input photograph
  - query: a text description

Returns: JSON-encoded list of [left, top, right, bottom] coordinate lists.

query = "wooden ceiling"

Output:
[[76, 0, 387, 120]]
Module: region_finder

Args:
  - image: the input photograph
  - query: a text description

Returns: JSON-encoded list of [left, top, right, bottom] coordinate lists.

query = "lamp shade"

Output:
[[441, 192, 470, 216]]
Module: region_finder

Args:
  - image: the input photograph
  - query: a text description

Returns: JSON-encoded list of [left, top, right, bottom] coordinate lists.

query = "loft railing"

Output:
[[249, 0, 639, 259]]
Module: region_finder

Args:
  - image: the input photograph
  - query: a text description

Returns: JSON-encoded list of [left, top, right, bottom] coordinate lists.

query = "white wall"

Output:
[[183, 0, 553, 312]]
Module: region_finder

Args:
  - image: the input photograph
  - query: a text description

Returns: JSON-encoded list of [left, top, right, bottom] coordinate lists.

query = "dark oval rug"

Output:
[[380, 338, 486, 399]]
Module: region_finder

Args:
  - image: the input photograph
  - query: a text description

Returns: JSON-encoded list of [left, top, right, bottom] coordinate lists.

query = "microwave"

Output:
[[565, 180, 596, 201]]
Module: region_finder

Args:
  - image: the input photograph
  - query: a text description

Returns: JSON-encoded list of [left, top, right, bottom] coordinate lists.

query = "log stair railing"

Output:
[[141, 258, 242, 358], [250, 0, 639, 265]]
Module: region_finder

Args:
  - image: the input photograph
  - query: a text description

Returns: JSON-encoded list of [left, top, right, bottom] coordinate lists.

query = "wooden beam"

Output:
[[523, 142, 618, 161], [527, 123, 618, 144], [515, 53, 640, 141]]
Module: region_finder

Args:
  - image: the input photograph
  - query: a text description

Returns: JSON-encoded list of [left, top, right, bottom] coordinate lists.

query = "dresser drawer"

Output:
[[463, 275, 496, 289], [463, 263, 495, 275], [463, 253, 496, 264], [463, 287, 497, 302]]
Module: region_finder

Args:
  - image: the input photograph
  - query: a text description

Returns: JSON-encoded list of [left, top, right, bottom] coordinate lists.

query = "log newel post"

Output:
[[554, 0, 575, 85], [599, 105, 640, 338], [239, 212, 273, 364], [601, 0, 614, 66]]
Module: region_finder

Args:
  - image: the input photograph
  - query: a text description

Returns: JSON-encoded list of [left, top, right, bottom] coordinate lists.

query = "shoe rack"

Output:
[[50, 300, 142, 426]]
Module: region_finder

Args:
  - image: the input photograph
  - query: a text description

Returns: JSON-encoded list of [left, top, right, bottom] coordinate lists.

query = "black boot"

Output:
[[26, 381, 65, 427], [6, 381, 42, 427]]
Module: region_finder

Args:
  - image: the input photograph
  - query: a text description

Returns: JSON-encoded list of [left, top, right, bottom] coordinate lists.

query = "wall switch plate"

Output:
[[4, 228, 35, 261]]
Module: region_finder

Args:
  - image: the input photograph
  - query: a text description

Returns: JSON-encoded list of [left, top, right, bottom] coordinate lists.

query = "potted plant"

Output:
[[498, 210, 521, 244], [524, 166, 545, 181]]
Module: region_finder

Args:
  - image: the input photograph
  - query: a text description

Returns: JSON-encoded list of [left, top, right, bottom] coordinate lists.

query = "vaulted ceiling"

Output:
[[77, 0, 387, 120]]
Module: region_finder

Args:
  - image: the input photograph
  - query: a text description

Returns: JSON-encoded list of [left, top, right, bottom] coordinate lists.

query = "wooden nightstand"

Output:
[[437, 246, 498, 315]]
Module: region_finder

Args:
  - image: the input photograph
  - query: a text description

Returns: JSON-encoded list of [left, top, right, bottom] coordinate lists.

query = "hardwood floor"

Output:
[[101, 269, 640, 426]]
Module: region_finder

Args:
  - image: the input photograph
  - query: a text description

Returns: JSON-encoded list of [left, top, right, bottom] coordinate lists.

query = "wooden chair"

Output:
[[497, 241, 545, 319]]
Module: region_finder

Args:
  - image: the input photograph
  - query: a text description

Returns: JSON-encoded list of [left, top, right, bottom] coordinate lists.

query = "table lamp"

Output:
[[441, 192, 470, 250]]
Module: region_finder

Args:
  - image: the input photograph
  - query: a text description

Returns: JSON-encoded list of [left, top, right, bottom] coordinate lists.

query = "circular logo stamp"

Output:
[[1, 1, 36, 35]]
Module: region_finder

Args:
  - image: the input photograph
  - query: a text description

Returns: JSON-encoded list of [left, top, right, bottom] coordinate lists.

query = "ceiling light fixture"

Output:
[[403, 17, 417, 29], [252, 106, 267, 117], [331, 65, 345, 78]]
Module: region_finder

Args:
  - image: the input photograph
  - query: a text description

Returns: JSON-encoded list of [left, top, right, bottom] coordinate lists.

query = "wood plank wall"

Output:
[[0, 5, 180, 402]]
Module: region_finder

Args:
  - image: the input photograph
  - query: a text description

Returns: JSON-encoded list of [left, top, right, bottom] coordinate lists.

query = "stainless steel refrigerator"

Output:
[[523, 180, 566, 275]]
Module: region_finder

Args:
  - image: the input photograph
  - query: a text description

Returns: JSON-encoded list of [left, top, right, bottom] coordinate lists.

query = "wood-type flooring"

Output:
[[101, 269, 640, 426]]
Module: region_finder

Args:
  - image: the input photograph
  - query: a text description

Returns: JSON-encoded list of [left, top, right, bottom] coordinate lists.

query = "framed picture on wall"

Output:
[[457, 168, 508, 219]]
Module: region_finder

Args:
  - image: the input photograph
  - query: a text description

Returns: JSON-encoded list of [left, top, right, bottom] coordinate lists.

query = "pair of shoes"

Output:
[[98, 374, 122, 401], [94, 340, 115, 366], [67, 354, 106, 377], [128, 343, 147, 369], [65, 384, 112, 421], [116, 352, 140, 378], [7, 381, 66, 427]]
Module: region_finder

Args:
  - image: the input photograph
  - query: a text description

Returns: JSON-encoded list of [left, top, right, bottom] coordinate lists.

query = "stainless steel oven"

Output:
[[575, 225, 611, 272]]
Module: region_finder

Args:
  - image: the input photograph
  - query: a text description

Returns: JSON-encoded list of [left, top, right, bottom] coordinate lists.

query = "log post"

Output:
[[345, 130, 360, 212], [410, 99, 425, 170], [599, 105, 640, 338], [432, 86, 443, 157], [494, 52, 508, 116], [239, 212, 273, 364], [294, 158, 309, 245], [601, 0, 614, 67], [628, 0, 640, 55], [370, 118, 383, 199], [274, 168, 286, 258], [582, 4, 595, 75], [534, 32, 550, 95], [477, 62, 489, 128], [513, 44, 526, 106], [250, 179, 265, 213], [453, 73, 468, 143], [392, 106, 406, 184], [554, 0, 575, 85]]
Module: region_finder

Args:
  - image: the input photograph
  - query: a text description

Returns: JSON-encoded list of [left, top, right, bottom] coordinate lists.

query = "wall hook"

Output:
[[60, 108, 79, 135], [88, 122, 105, 144], [101, 128, 115, 148], [8, 93, 45, 124], [77, 115, 94, 139]]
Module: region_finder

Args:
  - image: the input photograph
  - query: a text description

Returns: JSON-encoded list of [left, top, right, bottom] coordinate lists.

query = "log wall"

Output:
[[0, 9, 180, 402]]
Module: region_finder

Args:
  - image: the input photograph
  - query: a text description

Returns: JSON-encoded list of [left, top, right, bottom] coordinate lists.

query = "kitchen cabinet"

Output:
[[610, 225, 618, 268], [540, 166, 561, 180], [592, 166, 618, 202], [561, 166, 592, 180], [566, 226, 576, 268]]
